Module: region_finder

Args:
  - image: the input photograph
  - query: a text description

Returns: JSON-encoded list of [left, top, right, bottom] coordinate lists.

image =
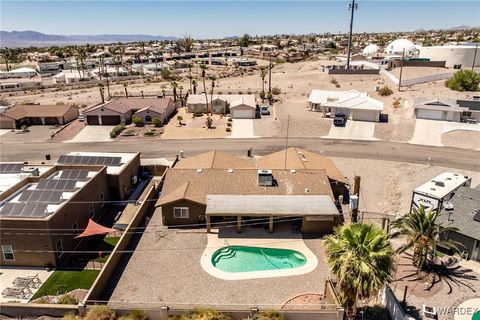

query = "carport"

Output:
[[205, 194, 340, 234]]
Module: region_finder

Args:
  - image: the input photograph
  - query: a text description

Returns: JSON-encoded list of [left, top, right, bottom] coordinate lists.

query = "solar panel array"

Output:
[[0, 163, 24, 173], [0, 169, 91, 218], [60, 170, 89, 181], [0, 202, 49, 218], [57, 155, 122, 166], [36, 179, 78, 191], [474, 209, 480, 223]]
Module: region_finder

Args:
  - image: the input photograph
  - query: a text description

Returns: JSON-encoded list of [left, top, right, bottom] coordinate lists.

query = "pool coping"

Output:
[[200, 230, 319, 280]]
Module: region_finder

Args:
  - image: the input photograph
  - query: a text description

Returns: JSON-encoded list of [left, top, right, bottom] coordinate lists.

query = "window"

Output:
[[89, 204, 95, 218], [462, 111, 472, 117], [72, 221, 79, 232], [173, 207, 189, 219], [55, 240, 64, 257], [2, 245, 14, 261]]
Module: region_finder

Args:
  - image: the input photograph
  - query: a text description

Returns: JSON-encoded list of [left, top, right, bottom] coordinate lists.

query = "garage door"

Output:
[[86, 115, 100, 125], [416, 109, 443, 120], [353, 110, 378, 122], [232, 109, 253, 119], [101, 115, 121, 125]]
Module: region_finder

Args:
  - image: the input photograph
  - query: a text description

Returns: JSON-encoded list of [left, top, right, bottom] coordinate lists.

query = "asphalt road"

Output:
[[1, 138, 479, 171]]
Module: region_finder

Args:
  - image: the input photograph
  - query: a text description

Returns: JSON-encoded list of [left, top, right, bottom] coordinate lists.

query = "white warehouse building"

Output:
[[419, 45, 480, 68]]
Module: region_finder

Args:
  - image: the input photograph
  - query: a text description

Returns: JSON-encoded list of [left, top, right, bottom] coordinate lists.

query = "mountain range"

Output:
[[0, 31, 177, 47]]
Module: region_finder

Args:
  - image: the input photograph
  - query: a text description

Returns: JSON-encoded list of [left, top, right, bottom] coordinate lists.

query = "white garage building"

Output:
[[186, 94, 256, 118], [419, 45, 480, 68], [308, 90, 384, 122], [414, 97, 480, 122]]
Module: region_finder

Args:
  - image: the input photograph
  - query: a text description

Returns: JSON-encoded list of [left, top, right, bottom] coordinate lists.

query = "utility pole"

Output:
[[398, 48, 406, 91], [472, 42, 478, 71], [268, 54, 272, 93], [346, 0, 358, 70]]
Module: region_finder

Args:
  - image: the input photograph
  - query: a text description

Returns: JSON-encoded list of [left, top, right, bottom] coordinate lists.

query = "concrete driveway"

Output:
[[322, 120, 378, 140], [409, 120, 480, 147], [66, 125, 115, 143], [228, 119, 259, 139]]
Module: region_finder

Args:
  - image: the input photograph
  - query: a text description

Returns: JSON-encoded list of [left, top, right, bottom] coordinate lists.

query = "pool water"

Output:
[[212, 246, 307, 273]]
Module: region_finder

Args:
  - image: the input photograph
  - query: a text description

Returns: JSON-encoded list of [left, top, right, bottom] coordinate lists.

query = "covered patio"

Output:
[[205, 195, 340, 234]]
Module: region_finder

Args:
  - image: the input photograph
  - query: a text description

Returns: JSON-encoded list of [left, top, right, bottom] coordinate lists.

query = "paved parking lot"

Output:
[[322, 120, 378, 140], [66, 125, 115, 143]]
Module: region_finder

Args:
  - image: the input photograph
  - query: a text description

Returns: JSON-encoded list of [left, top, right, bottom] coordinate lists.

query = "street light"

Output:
[[346, 0, 358, 70]]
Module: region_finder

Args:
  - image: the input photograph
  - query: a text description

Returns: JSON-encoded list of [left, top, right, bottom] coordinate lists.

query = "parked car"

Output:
[[333, 113, 347, 126], [260, 106, 270, 115]]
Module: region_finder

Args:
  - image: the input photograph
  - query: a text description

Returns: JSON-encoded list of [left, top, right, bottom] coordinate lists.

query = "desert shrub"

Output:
[[378, 86, 393, 96], [58, 294, 78, 305], [275, 58, 286, 64], [132, 116, 143, 127], [143, 131, 155, 136], [445, 69, 480, 91], [227, 117, 232, 122], [271, 87, 281, 95], [110, 131, 117, 138], [362, 305, 390, 320], [63, 313, 80, 320], [226, 122, 232, 127], [205, 116, 213, 129], [152, 118, 162, 127], [392, 98, 401, 108], [254, 309, 285, 320], [119, 310, 148, 320], [266, 92, 273, 101], [193, 112, 204, 117], [330, 78, 338, 85], [226, 127, 231, 132], [56, 101, 65, 105], [176, 115, 184, 125], [84, 305, 116, 320], [21, 125, 29, 132], [112, 123, 126, 135], [161, 68, 173, 80]]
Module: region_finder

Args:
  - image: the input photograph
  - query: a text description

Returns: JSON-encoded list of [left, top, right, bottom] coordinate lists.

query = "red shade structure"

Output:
[[75, 219, 115, 238]]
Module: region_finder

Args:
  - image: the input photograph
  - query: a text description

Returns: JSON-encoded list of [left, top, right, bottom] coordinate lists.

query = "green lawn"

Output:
[[93, 237, 120, 263], [31, 269, 100, 300]]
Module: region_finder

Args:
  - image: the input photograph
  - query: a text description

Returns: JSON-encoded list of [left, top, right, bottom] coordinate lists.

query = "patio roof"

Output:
[[205, 195, 339, 216], [75, 219, 115, 238]]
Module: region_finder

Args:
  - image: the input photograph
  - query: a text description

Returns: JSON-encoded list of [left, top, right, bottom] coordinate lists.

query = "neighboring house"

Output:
[[186, 94, 256, 118], [155, 148, 348, 234], [54, 70, 95, 84], [133, 99, 176, 124], [0, 67, 38, 79], [36, 62, 61, 76], [308, 90, 384, 122], [0, 78, 43, 92], [0, 104, 79, 129], [414, 97, 480, 123], [438, 186, 480, 262], [83, 97, 176, 125], [232, 58, 257, 67]]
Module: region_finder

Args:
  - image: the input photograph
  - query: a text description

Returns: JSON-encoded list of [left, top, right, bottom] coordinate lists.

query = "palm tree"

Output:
[[192, 79, 198, 94], [98, 83, 105, 103], [391, 206, 462, 271], [208, 75, 217, 115], [199, 64, 209, 114], [170, 81, 178, 102], [325, 223, 395, 316], [259, 66, 268, 102]]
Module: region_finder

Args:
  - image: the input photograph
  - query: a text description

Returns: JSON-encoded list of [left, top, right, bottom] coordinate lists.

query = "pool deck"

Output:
[[201, 228, 318, 280], [104, 208, 331, 310]]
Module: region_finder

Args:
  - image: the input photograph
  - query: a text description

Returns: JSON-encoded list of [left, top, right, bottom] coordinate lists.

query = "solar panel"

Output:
[[55, 155, 123, 167], [474, 209, 480, 223], [0, 203, 16, 216], [36, 179, 78, 191], [110, 157, 122, 166], [18, 190, 34, 202], [0, 163, 24, 173]]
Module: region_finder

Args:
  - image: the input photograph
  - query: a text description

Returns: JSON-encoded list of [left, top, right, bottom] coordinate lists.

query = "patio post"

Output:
[[236, 216, 242, 233], [268, 216, 273, 233], [206, 215, 211, 233]]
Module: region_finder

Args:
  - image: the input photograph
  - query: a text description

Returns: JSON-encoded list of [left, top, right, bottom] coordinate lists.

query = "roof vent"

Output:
[[228, 169, 234, 173], [258, 169, 273, 186], [304, 188, 309, 193], [444, 202, 454, 210], [435, 181, 445, 187], [301, 158, 307, 162], [196, 169, 202, 173], [290, 169, 296, 174]]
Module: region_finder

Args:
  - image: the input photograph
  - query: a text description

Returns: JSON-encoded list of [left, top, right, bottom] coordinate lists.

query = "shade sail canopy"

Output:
[[75, 219, 115, 238]]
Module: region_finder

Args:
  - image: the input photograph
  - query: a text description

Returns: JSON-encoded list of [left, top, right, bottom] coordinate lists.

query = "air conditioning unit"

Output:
[[258, 170, 273, 186]]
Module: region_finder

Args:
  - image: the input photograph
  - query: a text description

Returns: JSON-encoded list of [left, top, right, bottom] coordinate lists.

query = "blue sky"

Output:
[[1, 1, 479, 38]]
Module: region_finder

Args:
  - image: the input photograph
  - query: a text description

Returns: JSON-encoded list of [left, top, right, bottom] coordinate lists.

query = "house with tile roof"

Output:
[[0, 104, 79, 129], [155, 148, 348, 234]]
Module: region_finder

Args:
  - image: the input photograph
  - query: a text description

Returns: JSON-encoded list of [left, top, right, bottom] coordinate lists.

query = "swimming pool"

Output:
[[211, 245, 307, 273]]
